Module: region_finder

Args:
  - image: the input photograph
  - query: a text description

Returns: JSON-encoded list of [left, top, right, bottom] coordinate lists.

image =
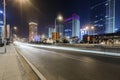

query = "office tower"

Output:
[[48, 27, 55, 38], [29, 22, 38, 42], [63, 14, 80, 38], [90, 0, 115, 34]]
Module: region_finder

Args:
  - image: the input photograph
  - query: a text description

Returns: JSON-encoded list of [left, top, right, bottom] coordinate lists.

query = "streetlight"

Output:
[[84, 26, 95, 44], [54, 14, 63, 44], [14, 26, 17, 30], [90, 26, 95, 35], [0, 10, 3, 14], [14, 0, 30, 4], [85, 26, 90, 44], [3, 0, 29, 53], [85, 26, 89, 35], [91, 26, 94, 30], [11, 26, 18, 42], [3, 0, 7, 53], [91, 26, 95, 44]]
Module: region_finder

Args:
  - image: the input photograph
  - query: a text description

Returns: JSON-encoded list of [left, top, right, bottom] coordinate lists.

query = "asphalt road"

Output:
[[16, 43, 120, 80]]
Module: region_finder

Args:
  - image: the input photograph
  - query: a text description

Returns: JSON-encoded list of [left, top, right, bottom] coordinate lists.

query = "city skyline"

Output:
[[0, 0, 120, 38], [0, 1, 120, 80], [0, 0, 90, 38]]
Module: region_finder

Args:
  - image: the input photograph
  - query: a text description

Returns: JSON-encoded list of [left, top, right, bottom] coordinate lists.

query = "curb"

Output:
[[14, 45, 47, 80]]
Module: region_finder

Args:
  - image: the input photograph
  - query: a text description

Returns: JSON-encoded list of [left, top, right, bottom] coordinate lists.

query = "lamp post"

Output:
[[85, 26, 89, 35], [3, 0, 7, 53], [54, 14, 63, 45], [85, 26, 90, 44], [13, 26, 17, 30], [3, 0, 29, 52], [11, 26, 18, 42], [91, 26, 94, 35], [84, 26, 95, 44], [91, 26, 95, 44], [0, 11, 3, 14]]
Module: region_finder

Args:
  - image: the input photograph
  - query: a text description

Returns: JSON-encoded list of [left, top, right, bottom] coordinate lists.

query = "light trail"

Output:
[[14, 41, 120, 57]]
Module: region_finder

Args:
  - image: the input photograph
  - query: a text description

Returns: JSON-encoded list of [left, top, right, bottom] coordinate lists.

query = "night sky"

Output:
[[1, 0, 120, 38], [1, 0, 90, 38]]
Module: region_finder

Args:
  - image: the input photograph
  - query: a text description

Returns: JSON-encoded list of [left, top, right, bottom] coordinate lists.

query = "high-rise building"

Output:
[[0, 10, 3, 38], [48, 14, 80, 39], [63, 14, 80, 38], [0, 26, 2, 37], [48, 27, 55, 38], [56, 24, 64, 38], [115, 0, 120, 32], [90, 0, 115, 34], [72, 14, 80, 37], [63, 18, 72, 38], [29, 22, 38, 42]]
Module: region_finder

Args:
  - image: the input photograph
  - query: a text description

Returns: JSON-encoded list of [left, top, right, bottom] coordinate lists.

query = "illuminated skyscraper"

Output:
[[57, 24, 64, 38], [48, 27, 55, 38], [63, 14, 80, 38], [48, 14, 81, 39], [106, 0, 115, 33], [29, 22, 38, 42], [90, 0, 115, 34], [72, 14, 80, 37], [0, 10, 3, 37]]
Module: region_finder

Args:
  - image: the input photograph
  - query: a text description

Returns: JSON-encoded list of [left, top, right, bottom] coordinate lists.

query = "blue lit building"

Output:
[[115, 0, 120, 32], [90, 0, 115, 34], [48, 14, 80, 39], [63, 14, 80, 38], [48, 27, 55, 38], [0, 10, 3, 38], [63, 19, 72, 37]]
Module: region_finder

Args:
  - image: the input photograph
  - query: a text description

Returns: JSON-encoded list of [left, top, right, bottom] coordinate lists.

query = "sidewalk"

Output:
[[0, 45, 22, 80]]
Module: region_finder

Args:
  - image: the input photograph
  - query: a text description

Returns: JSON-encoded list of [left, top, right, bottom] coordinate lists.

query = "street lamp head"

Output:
[[85, 26, 89, 30], [15, 0, 29, 4], [83, 28, 86, 31], [14, 26, 17, 30], [91, 26, 94, 30], [0, 10, 3, 14], [57, 14, 63, 21]]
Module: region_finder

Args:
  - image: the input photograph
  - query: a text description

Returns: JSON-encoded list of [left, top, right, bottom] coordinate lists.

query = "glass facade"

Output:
[[63, 20, 72, 37], [0, 27, 2, 37], [48, 27, 55, 38], [63, 14, 80, 38], [90, 0, 115, 34], [115, 0, 120, 31], [0, 10, 3, 37]]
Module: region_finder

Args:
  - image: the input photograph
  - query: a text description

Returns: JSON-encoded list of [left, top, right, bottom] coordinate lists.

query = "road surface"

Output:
[[15, 42, 120, 80]]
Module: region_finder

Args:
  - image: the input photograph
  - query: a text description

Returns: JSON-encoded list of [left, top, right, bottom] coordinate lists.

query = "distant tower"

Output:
[[106, 0, 115, 33], [0, 10, 3, 38], [0, 25, 3, 37], [29, 22, 38, 42], [57, 24, 64, 38], [63, 14, 80, 38], [72, 14, 80, 38], [90, 0, 115, 34], [48, 27, 55, 38]]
